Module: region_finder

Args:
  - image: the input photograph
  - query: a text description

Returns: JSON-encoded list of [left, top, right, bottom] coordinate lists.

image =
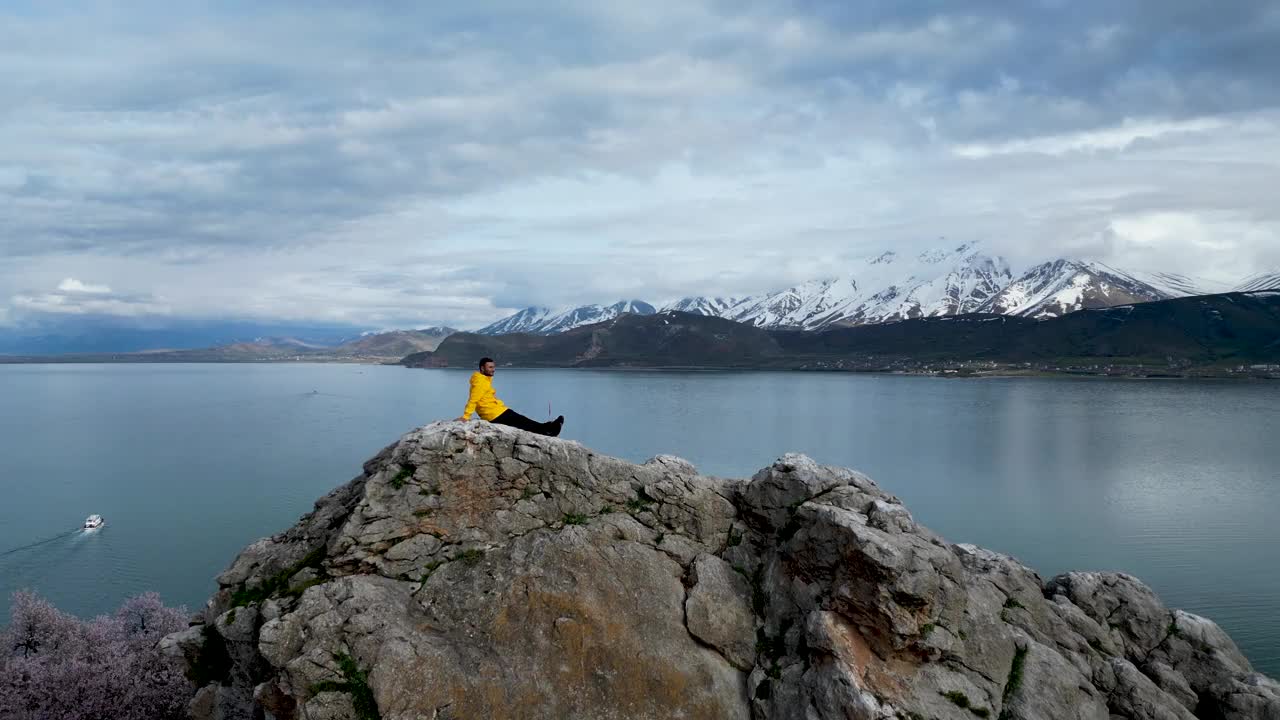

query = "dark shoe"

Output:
[[555, 415, 565, 425]]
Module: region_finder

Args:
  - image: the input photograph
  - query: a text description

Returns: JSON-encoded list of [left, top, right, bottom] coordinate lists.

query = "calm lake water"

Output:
[[1, 364, 1277, 675]]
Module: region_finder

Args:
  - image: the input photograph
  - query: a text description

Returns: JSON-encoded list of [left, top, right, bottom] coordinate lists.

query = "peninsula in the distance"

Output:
[[0, 327, 457, 365]]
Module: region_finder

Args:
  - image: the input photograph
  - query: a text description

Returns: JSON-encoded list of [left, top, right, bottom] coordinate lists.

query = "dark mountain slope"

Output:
[[403, 311, 783, 368]]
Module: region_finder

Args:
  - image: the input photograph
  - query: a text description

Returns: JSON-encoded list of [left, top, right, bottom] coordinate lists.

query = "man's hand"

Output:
[[456, 416, 469, 422]]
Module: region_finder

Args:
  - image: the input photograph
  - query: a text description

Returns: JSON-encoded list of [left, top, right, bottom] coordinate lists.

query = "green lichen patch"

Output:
[[389, 464, 415, 490], [310, 652, 381, 720], [626, 491, 655, 513], [939, 690, 990, 717], [230, 545, 327, 608], [997, 645, 1028, 720]]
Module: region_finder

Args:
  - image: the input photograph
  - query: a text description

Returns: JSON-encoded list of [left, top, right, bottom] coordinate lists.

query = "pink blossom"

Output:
[[1, 590, 194, 720]]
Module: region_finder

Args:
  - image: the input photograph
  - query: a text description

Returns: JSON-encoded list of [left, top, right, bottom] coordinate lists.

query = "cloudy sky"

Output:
[[3, 1, 1279, 331]]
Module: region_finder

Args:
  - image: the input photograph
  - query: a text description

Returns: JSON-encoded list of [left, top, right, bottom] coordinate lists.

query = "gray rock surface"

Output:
[[168, 421, 1279, 720]]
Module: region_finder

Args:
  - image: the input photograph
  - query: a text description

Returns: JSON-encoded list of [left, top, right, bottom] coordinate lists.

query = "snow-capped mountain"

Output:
[[476, 307, 556, 335], [665, 243, 1014, 330], [831, 248, 1013, 326], [725, 277, 863, 330], [475, 243, 1260, 334], [1238, 272, 1280, 292], [476, 300, 655, 335], [538, 300, 656, 333], [661, 296, 741, 316], [1117, 270, 1219, 297], [978, 260, 1199, 318]]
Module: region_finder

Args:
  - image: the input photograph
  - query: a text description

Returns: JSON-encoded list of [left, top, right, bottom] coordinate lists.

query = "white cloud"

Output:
[[951, 117, 1228, 158], [57, 278, 112, 294], [1104, 211, 1280, 283]]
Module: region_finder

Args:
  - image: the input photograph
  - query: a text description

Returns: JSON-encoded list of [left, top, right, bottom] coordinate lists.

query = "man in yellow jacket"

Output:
[[457, 357, 564, 436]]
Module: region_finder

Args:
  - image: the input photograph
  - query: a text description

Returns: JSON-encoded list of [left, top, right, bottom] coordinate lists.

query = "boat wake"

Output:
[[0, 528, 83, 559]]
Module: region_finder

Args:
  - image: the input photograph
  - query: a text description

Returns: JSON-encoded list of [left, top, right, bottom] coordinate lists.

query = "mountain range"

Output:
[[331, 326, 456, 357], [477, 300, 656, 335], [4, 244, 1275, 358], [477, 244, 1268, 334], [1239, 272, 1280, 293], [405, 291, 1280, 374]]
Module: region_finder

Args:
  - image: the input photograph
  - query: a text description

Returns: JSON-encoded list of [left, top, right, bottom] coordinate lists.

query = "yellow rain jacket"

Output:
[[461, 371, 508, 421]]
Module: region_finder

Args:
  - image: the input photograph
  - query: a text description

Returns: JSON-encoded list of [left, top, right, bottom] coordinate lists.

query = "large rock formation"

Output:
[[164, 423, 1280, 719]]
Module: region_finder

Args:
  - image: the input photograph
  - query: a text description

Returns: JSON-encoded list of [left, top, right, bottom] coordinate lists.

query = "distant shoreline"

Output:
[[401, 358, 1280, 380], [0, 356, 396, 365], [5, 356, 1276, 381]]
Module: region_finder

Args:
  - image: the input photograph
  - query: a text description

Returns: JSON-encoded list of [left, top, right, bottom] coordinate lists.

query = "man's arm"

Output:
[[458, 378, 482, 421]]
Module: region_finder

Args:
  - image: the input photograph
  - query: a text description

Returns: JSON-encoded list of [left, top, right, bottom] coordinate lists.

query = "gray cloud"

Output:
[[12, 278, 169, 317], [1, 1, 1278, 330]]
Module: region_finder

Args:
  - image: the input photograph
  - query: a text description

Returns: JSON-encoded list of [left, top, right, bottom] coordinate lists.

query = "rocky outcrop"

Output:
[[167, 422, 1280, 719]]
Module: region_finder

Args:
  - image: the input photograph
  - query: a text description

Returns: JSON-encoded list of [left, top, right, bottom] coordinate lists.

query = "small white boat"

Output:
[[83, 514, 104, 530]]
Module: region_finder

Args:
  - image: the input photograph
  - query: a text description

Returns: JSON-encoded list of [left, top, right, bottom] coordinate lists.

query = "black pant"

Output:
[[491, 409, 560, 436]]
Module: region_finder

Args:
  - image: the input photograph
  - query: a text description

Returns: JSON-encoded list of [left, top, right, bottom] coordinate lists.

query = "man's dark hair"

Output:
[[478, 357, 494, 369]]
